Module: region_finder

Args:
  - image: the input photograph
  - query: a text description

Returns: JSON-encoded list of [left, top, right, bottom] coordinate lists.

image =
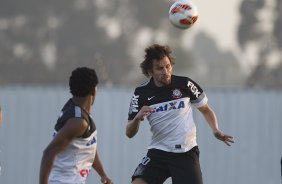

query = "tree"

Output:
[[237, 0, 282, 89]]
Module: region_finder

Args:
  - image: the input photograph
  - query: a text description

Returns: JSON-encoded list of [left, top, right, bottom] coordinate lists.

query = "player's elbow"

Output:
[[126, 130, 135, 138], [126, 120, 139, 138], [42, 147, 50, 158], [126, 127, 138, 138], [42, 146, 57, 162], [126, 134, 133, 138]]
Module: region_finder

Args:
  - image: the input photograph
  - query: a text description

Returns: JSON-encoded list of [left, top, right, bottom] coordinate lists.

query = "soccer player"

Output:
[[126, 44, 234, 184], [40, 67, 113, 184]]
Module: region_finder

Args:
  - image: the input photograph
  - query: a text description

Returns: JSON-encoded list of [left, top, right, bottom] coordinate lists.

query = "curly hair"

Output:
[[140, 44, 175, 77], [69, 67, 99, 97]]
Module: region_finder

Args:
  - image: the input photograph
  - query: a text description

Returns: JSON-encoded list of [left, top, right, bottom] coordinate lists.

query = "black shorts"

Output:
[[132, 146, 203, 184]]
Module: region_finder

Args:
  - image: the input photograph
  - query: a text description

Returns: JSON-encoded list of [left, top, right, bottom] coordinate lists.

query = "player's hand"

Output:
[[135, 106, 155, 121], [213, 130, 234, 146], [100, 176, 113, 184]]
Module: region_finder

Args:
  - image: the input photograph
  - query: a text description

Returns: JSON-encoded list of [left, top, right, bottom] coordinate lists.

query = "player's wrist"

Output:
[[134, 116, 144, 122], [213, 129, 221, 135]]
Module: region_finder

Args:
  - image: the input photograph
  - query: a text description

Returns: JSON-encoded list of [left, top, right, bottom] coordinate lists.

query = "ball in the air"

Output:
[[169, 0, 199, 29]]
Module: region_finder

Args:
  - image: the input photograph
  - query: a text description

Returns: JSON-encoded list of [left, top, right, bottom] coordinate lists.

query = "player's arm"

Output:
[[39, 118, 88, 184], [92, 150, 113, 184], [126, 106, 154, 138], [198, 103, 234, 146]]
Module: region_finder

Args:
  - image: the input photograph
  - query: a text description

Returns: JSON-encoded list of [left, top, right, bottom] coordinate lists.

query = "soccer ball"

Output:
[[169, 0, 199, 29]]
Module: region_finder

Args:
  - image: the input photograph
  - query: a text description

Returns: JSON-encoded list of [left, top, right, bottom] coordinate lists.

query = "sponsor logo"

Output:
[[175, 144, 182, 149], [141, 156, 151, 165], [172, 89, 182, 98], [187, 81, 201, 98], [80, 169, 90, 177], [129, 94, 139, 113], [86, 136, 96, 146], [148, 96, 155, 101], [154, 100, 185, 112]]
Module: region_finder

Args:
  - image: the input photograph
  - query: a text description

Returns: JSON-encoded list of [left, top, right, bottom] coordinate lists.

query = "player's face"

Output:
[[150, 56, 172, 87]]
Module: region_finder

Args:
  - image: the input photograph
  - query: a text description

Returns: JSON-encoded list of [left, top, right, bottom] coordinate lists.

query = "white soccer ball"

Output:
[[169, 0, 199, 29]]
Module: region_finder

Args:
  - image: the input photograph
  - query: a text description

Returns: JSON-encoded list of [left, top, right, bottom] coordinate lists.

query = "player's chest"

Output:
[[142, 87, 191, 106]]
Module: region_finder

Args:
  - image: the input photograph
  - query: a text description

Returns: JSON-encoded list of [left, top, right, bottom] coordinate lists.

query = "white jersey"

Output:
[[128, 75, 208, 153], [49, 99, 97, 184]]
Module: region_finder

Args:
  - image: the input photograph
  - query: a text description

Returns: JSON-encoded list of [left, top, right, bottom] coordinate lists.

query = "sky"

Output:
[[195, 0, 242, 51]]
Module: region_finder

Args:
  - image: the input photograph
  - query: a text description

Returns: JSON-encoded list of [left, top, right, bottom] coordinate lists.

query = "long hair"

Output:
[[140, 44, 175, 77]]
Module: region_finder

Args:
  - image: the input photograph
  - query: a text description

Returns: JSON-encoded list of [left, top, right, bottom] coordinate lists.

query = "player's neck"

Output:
[[72, 97, 92, 113], [153, 79, 171, 87]]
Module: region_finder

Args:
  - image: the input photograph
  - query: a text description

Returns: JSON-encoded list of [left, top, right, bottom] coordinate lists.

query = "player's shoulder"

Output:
[[172, 75, 188, 80], [172, 75, 199, 84], [171, 75, 189, 85], [135, 80, 150, 90], [60, 100, 89, 121], [55, 100, 90, 131]]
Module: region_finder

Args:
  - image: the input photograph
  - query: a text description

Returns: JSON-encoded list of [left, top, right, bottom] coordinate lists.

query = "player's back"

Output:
[[49, 99, 97, 184]]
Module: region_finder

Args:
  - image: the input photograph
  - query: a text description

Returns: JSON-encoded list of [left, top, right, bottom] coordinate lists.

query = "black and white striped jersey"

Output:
[[128, 75, 208, 153]]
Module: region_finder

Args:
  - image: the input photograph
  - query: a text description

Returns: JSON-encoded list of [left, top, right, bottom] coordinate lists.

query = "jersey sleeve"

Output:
[[128, 89, 142, 120], [187, 78, 208, 108]]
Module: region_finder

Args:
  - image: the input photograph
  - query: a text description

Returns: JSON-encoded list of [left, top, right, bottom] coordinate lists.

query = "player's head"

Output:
[[140, 44, 175, 87], [69, 67, 98, 97], [140, 44, 175, 77]]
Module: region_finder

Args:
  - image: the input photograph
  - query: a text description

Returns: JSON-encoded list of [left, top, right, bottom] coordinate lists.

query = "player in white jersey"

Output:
[[126, 44, 234, 184], [40, 67, 112, 184]]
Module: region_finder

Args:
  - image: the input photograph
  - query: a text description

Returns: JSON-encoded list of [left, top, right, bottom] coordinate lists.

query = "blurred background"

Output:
[[1, 0, 282, 88], [0, 0, 281, 183]]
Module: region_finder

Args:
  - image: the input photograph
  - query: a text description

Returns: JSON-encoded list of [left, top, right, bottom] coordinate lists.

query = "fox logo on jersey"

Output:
[[129, 94, 139, 114], [187, 81, 201, 98]]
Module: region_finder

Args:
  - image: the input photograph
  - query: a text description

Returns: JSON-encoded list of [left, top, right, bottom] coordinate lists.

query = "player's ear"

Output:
[[148, 62, 154, 76], [148, 69, 153, 77], [91, 87, 97, 96]]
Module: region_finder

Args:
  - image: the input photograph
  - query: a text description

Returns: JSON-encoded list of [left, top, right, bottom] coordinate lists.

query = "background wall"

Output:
[[0, 87, 281, 184]]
